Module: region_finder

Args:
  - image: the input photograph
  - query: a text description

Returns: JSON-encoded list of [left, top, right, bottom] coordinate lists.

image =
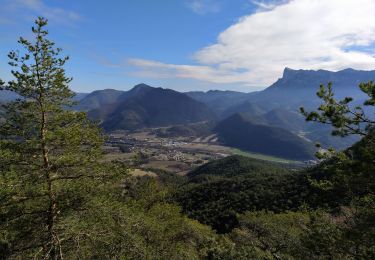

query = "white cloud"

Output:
[[185, 0, 221, 15], [251, 0, 289, 11], [128, 58, 252, 84], [131, 0, 375, 90]]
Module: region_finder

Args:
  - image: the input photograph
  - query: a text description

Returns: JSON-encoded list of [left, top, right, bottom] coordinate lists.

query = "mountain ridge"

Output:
[[85, 84, 217, 131]]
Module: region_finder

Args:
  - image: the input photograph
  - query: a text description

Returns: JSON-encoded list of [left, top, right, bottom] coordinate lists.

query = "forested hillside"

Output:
[[214, 113, 315, 160], [175, 156, 309, 233]]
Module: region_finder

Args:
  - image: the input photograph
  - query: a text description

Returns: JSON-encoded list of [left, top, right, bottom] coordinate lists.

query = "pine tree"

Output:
[[300, 81, 375, 138], [0, 17, 107, 259]]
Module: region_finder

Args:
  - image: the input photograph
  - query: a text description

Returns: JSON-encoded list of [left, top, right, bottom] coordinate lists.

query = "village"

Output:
[[103, 128, 231, 175]]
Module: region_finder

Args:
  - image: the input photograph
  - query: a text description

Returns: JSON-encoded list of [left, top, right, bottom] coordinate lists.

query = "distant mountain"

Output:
[[0, 90, 19, 102], [75, 89, 124, 111], [214, 113, 315, 160], [73, 93, 89, 102], [211, 68, 375, 149], [272, 68, 375, 94], [263, 108, 306, 131], [44, 68, 373, 151], [88, 84, 216, 131], [1, 90, 88, 103], [248, 68, 375, 111], [221, 100, 266, 120], [0, 90, 87, 122], [200, 68, 375, 117], [186, 90, 249, 117]]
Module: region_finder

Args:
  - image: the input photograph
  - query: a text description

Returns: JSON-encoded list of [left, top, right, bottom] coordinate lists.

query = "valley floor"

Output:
[[103, 127, 309, 175]]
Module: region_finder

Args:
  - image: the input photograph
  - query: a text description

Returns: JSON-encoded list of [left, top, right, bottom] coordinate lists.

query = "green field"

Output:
[[230, 148, 301, 164]]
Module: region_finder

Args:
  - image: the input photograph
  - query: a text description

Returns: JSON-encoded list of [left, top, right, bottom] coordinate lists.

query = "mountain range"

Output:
[[186, 68, 375, 116], [80, 84, 216, 131], [2, 67, 374, 160], [185, 68, 373, 149]]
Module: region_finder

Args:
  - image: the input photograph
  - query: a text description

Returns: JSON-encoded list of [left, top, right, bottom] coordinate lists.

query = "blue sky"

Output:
[[1, 0, 375, 93]]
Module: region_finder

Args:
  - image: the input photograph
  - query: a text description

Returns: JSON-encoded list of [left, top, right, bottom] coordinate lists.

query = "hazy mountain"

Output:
[[210, 68, 374, 149], [73, 93, 89, 102], [247, 68, 375, 111], [75, 89, 124, 111], [1, 90, 88, 103], [221, 100, 266, 120], [263, 108, 307, 131], [186, 90, 249, 116], [206, 68, 375, 117], [88, 84, 216, 131], [270, 68, 375, 94], [214, 113, 315, 160], [0, 90, 19, 102]]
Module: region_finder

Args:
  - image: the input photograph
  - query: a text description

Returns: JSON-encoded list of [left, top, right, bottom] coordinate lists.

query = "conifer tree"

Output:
[[0, 17, 107, 259]]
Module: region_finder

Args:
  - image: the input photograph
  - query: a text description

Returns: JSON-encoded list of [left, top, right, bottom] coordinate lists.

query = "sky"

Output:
[[1, 0, 375, 93]]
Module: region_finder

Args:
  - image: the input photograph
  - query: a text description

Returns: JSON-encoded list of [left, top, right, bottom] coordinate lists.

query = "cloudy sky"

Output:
[[1, 0, 375, 93]]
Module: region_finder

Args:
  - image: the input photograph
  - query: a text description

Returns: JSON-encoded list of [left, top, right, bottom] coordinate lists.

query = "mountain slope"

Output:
[[214, 113, 315, 160], [188, 155, 290, 178], [89, 84, 216, 131], [175, 155, 307, 233], [221, 100, 266, 120], [186, 90, 249, 116], [216, 68, 374, 150], [247, 68, 375, 111], [263, 108, 306, 131], [75, 89, 124, 111], [0, 90, 19, 102]]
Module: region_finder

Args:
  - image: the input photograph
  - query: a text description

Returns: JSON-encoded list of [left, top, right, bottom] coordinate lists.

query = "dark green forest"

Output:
[[1, 18, 375, 259]]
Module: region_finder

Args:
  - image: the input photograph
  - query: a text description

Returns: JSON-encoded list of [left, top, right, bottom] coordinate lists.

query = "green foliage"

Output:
[[154, 121, 215, 138], [66, 174, 232, 259], [307, 130, 375, 206], [188, 155, 291, 178], [0, 17, 226, 259], [296, 81, 375, 258], [62, 200, 222, 259], [225, 199, 375, 259], [132, 151, 150, 166], [174, 156, 311, 233], [298, 197, 375, 259], [301, 82, 375, 137], [359, 81, 375, 106], [228, 211, 309, 259], [0, 17, 126, 258]]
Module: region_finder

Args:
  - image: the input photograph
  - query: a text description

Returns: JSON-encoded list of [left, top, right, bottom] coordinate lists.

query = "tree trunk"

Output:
[[40, 98, 58, 259]]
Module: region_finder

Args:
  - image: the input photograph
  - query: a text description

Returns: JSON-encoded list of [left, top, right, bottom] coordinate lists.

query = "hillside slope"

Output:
[[175, 155, 308, 233], [186, 90, 249, 116], [75, 89, 124, 111], [188, 155, 290, 178], [87, 84, 216, 131], [214, 113, 315, 160]]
